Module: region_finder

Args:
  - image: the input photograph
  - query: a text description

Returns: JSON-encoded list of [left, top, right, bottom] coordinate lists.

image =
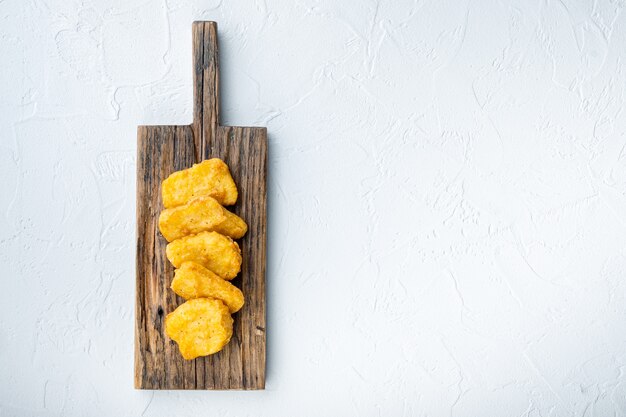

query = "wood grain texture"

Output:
[[135, 21, 267, 390]]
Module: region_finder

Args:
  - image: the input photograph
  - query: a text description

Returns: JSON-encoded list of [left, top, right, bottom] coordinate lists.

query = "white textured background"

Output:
[[2, 0, 626, 416]]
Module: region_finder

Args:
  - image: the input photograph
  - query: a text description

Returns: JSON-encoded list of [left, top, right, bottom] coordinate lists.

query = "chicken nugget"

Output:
[[162, 158, 238, 208], [158, 196, 247, 242], [165, 298, 233, 360], [172, 262, 244, 313], [166, 231, 242, 280]]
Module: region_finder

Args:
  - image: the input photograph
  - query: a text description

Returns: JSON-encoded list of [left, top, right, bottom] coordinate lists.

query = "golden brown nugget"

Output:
[[172, 262, 244, 313], [158, 196, 248, 242], [165, 298, 233, 360], [166, 231, 242, 280], [162, 158, 238, 208]]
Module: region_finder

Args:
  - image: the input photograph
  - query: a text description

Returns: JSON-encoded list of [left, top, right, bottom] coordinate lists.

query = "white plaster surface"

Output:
[[2, 0, 626, 415]]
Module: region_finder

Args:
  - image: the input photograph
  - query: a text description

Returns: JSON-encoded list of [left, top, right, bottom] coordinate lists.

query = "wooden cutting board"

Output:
[[135, 21, 267, 390]]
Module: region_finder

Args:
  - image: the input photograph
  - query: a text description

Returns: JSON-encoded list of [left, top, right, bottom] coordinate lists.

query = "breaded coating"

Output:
[[166, 231, 242, 280], [158, 196, 248, 242], [165, 298, 233, 360], [162, 158, 238, 208], [172, 262, 244, 313]]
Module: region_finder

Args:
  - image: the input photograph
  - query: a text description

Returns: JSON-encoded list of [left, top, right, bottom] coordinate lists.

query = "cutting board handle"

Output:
[[191, 21, 220, 153]]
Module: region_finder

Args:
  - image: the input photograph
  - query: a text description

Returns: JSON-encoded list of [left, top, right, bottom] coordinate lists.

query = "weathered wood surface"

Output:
[[135, 21, 267, 390]]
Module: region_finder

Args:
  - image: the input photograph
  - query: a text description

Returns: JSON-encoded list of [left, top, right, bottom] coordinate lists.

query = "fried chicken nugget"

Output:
[[166, 231, 242, 280], [172, 262, 244, 313], [158, 196, 248, 242], [165, 298, 233, 360], [162, 158, 238, 208]]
